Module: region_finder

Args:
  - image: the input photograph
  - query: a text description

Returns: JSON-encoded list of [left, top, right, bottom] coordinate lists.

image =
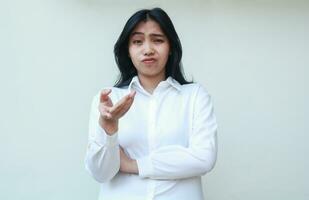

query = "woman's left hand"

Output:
[[119, 147, 139, 174]]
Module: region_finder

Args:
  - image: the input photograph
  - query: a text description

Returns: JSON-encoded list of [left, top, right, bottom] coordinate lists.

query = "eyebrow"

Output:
[[131, 32, 165, 38]]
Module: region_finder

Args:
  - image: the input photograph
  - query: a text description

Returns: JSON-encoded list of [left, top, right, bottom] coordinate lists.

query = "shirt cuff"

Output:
[[94, 124, 118, 147], [136, 155, 153, 178]]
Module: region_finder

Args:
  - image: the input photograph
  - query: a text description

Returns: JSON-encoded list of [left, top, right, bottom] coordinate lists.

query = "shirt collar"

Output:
[[128, 76, 181, 92], [128, 76, 142, 92], [165, 76, 181, 91]]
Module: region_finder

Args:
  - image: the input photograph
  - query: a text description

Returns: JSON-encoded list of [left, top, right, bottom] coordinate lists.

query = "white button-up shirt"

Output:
[[85, 76, 218, 200]]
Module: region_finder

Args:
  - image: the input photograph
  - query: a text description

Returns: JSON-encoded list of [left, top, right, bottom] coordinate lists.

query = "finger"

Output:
[[110, 93, 134, 113], [98, 104, 113, 118], [106, 112, 112, 119], [119, 98, 134, 115], [112, 95, 135, 115], [100, 89, 112, 103], [111, 95, 135, 117], [99, 104, 115, 120], [117, 91, 136, 105], [101, 111, 112, 120], [98, 104, 112, 115], [128, 90, 136, 98]]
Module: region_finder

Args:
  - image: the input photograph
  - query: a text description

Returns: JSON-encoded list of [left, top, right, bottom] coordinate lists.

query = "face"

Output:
[[128, 19, 170, 82]]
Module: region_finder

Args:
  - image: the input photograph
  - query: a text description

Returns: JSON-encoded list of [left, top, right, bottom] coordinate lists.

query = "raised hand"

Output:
[[98, 89, 136, 135]]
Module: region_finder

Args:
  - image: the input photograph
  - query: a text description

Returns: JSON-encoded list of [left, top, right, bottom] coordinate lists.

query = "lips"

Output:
[[142, 58, 156, 64]]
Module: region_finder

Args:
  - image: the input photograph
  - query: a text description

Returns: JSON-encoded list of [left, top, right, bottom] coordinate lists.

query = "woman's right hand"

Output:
[[98, 89, 136, 135]]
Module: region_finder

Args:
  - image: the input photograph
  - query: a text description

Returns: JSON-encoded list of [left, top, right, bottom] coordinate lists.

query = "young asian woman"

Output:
[[85, 7, 218, 200]]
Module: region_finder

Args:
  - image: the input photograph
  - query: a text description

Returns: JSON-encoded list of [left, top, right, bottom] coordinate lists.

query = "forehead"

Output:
[[131, 19, 165, 36]]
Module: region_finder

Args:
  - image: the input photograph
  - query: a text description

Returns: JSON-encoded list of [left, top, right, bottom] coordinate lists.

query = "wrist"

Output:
[[99, 116, 118, 135]]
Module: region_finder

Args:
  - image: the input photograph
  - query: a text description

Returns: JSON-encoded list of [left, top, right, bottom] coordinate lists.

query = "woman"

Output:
[[85, 7, 218, 200]]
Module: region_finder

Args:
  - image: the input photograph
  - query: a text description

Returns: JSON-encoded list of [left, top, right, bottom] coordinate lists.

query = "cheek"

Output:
[[160, 48, 170, 61], [129, 52, 141, 69], [129, 49, 138, 62], [160, 45, 170, 59]]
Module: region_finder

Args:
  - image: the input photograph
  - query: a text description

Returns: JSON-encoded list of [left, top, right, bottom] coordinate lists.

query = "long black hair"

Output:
[[114, 7, 192, 87]]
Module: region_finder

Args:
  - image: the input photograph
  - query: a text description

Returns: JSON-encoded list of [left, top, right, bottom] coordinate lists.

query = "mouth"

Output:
[[142, 58, 156, 64]]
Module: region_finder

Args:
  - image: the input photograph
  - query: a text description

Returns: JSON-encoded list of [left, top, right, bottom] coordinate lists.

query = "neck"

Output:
[[138, 74, 166, 94]]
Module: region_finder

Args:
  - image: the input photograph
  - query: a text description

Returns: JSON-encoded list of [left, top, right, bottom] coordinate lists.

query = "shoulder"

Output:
[[181, 82, 211, 98]]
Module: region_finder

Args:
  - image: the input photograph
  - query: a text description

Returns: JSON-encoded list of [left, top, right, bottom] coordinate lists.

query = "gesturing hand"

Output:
[[98, 89, 136, 135]]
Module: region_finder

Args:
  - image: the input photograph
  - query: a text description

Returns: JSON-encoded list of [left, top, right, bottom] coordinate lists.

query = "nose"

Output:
[[143, 41, 154, 56]]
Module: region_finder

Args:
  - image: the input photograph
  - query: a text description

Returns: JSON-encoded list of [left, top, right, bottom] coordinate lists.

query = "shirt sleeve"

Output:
[[136, 85, 218, 180], [84, 92, 120, 183]]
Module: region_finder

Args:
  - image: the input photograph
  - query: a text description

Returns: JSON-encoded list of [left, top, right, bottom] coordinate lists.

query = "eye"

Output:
[[153, 39, 164, 43], [132, 40, 142, 45]]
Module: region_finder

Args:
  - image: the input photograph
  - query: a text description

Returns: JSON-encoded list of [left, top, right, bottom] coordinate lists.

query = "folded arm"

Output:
[[136, 85, 218, 180]]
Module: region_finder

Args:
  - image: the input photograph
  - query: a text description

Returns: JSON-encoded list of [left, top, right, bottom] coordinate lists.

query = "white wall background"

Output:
[[0, 0, 307, 199]]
